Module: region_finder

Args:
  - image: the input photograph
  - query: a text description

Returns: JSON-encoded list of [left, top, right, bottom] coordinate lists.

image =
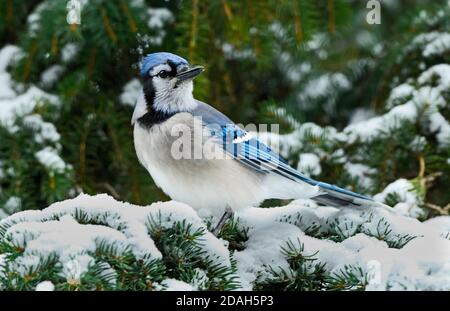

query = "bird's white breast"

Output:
[[133, 114, 266, 217]]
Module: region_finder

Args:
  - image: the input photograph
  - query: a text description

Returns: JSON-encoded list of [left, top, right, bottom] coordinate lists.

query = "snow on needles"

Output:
[[236, 200, 450, 290], [297, 153, 321, 177], [308, 63, 449, 146], [35, 147, 68, 173], [0, 45, 60, 132], [1, 193, 449, 290], [373, 179, 425, 219], [410, 32, 450, 58], [0, 45, 70, 197], [257, 63, 450, 185], [0, 194, 231, 287], [144, 8, 174, 45], [119, 79, 142, 107]]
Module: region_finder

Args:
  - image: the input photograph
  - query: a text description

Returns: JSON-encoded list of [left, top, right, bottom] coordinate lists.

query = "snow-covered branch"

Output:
[[0, 194, 449, 290]]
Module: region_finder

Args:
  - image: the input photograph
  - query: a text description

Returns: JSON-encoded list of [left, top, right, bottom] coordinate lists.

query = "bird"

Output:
[[132, 52, 382, 234]]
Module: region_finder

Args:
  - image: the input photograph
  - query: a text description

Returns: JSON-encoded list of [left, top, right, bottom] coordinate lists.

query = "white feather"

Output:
[[131, 91, 146, 125], [149, 64, 171, 76], [152, 79, 197, 114]]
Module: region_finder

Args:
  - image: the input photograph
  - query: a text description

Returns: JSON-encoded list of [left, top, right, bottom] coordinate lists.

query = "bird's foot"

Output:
[[212, 206, 234, 236]]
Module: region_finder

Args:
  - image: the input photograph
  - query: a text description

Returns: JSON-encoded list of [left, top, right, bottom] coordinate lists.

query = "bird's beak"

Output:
[[175, 66, 204, 83]]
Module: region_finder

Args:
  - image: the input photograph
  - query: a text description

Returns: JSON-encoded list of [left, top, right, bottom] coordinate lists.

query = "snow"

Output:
[[190, 268, 209, 289], [8, 214, 127, 281], [374, 179, 424, 219], [160, 279, 194, 291], [418, 64, 450, 93], [349, 108, 376, 124], [0, 47, 58, 134], [236, 200, 450, 290], [298, 73, 351, 109], [0, 45, 23, 100], [269, 22, 287, 39], [0, 45, 22, 73], [120, 79, 142, 107], [0, 45, 69, 183], [423, 216, 450, 234], [35, 281, 55, 291], [61, 43, 79, 63], [3, 196, 22, 214], [145, 8, 174, 45], [374, 179, 419, 206], [344, 86, 445, 143], [27, 2, 47, 35], [40, 65, 64, 87], [0, 194, 232, 287], [429, 112, 450, 148], [221, 43, 255, 60], [423, 33, 450, 57], [263, 61, 449, 166], [234, 221, 302, 289], [410, 32, 450, 58], [344, 162, 375, 189], [414, 64, 450, 148], [0, 161, 4, 180], [285, 62, 311, 83], [305, 33, 327, 51], [259, 120, 348, 160], [35, 147, 67, 173], [1, 194, 448, 290], [409, 135, 427, 152], [23, 114, 61, 143], [387, 83, 414, 108], [147, 8, 173, 28], [297, 153, 321, 176], [0, 85, 60, 132]]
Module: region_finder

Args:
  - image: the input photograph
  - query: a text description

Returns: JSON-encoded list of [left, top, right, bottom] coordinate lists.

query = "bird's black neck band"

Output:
[[138, 77, 174, 129], [137, 109, 174, 129]]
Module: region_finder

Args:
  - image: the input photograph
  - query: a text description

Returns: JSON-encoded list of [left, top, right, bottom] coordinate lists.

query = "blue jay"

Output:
[[132, 52, 380, 233]]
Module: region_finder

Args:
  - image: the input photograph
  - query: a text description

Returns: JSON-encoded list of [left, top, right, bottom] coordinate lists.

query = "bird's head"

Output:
[[138, 52, 203, 116]]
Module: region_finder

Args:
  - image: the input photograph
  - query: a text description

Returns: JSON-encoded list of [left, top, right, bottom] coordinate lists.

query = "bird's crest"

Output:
[[140, 52, 188, 77]]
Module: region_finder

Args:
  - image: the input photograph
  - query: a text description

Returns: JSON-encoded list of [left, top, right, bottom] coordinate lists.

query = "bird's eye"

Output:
[[158, 70, 168, 78]]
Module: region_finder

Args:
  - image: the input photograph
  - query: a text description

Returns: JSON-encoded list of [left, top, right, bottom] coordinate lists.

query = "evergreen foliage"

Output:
[[0, 194, 448, 291]]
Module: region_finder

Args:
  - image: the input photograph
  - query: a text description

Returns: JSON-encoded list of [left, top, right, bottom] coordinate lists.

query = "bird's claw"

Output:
[[212, 206, 234, 236]]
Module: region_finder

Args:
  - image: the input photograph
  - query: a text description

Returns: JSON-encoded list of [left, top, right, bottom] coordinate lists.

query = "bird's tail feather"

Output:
[[310, 181, 382, 208]]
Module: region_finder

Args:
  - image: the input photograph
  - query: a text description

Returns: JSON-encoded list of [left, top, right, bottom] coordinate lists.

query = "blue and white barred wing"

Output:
[[191, 101, 377, 208], [218, 125, 375, 207]]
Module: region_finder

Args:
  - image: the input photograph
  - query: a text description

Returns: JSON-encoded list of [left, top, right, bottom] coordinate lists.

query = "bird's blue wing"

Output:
[[191, 101, 374, 207], [218, 124, 313, 183]]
